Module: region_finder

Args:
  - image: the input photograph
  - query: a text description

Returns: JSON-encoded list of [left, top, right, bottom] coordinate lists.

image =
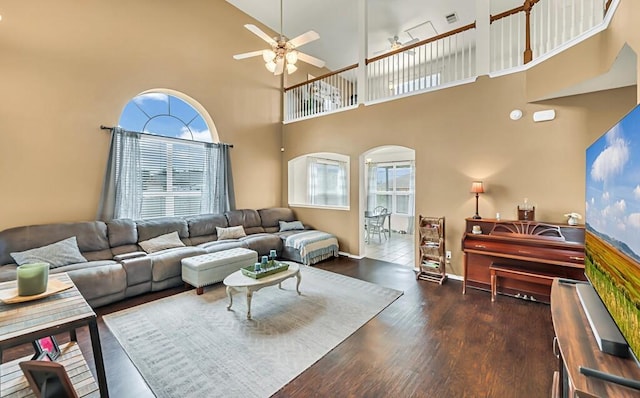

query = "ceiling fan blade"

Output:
[[274, 58, 285, 75], [244, 24, 276, 46], [289, 30, 320, 48], [233, 50, 264, 60], [298, 52, 326, 68]]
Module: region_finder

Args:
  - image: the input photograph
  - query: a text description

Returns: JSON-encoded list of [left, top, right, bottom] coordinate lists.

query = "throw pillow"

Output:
[[10, 236, 87, 268], [279, 220, 305, 232], [139, 231, 185, 254], [216, 225, 246, 240]]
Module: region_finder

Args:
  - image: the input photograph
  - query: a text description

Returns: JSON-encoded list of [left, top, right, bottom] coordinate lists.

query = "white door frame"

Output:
[[359, 145, 416, 259]]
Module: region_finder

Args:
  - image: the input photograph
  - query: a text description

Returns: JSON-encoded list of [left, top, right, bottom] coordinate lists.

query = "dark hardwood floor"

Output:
[[3, 257, 556, 397]]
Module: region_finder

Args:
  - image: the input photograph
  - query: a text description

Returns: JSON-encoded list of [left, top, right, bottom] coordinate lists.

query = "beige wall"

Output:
[[0, 0, 324, 230]]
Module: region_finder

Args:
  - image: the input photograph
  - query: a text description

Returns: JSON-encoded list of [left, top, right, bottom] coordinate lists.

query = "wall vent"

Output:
[[445, 12, 458, 24]]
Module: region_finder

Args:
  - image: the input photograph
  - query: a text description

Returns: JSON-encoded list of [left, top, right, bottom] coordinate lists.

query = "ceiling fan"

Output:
[[233, 0, 326, 75], [374, 34, 420, 55]]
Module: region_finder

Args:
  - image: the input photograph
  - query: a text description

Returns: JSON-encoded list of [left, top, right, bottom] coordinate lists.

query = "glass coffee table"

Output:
[[223, 262, 301, 319]]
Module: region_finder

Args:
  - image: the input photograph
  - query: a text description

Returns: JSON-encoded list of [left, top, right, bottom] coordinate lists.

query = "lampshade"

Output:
[[285, 50, 298, 65], [262, 49, 276, 63], [265, 60, 277, 73], [470, 181, 484, 194], [286, 63, 298, 74]]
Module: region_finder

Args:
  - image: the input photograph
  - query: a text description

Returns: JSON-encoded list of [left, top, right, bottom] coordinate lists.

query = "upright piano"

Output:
[[461, 218, 585, 303]]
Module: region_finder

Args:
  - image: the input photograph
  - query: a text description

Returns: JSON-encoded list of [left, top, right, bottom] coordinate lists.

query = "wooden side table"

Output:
[[0, 273, 108, 397]]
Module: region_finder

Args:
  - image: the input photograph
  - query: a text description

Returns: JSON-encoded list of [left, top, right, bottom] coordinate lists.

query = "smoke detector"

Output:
[[445, 12, 458, 24]]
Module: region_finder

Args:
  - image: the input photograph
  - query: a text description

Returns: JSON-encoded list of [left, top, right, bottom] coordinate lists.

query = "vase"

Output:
[[567, 216, 578, 226], [17, 262, 49, 296]]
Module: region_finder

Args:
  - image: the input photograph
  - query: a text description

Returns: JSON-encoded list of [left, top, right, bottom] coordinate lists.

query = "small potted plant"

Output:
[[564, 212, 582, 226]]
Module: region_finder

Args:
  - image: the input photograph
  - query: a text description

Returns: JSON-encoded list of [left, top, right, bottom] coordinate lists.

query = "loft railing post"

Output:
[[523, 0, 533, 63], [475, 0, 491, 76], [357, 0, 367, 106]]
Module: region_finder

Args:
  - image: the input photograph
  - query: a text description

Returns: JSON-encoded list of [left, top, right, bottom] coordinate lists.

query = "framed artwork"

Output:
[[19, 360, 79, 398], [32, 336, 60, 360]]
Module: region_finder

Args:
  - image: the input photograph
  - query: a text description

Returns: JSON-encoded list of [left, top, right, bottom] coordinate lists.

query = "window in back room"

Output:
[[288, 153, 350, 210]]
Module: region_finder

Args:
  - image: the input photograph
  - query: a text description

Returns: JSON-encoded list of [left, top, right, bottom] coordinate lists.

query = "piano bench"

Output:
[[489, 263, 555, 302]]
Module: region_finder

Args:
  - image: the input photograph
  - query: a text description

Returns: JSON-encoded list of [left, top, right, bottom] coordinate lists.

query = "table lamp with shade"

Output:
[[470, 181, 484, 219]]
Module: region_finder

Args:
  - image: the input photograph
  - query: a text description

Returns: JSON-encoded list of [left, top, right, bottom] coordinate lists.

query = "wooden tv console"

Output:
[[551, 279, 640, 397]]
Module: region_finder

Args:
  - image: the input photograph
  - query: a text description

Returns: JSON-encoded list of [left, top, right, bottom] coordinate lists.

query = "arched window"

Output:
[[119, 92, 214, 143], [97, 91, 233, 220]]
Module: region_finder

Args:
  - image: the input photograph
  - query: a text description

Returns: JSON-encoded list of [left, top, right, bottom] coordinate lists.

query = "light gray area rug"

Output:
[[103, 264, 403, 398]]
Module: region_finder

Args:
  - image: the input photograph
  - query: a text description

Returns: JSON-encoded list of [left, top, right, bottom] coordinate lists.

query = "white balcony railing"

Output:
[[490, 0, 607, 72], [284, 65, 358, 121], [366, 23, 477, 104], [284, 0, 615, 123]]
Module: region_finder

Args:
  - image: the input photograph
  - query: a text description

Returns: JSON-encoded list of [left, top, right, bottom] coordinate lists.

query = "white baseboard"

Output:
[[446, 273, 463, 281], [338, 251, 364, 259]]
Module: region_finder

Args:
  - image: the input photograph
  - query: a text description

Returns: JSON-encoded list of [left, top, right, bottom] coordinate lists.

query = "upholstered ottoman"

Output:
[[181, 248, 258, 295]]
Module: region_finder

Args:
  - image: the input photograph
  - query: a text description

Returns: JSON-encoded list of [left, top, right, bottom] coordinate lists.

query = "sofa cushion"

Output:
[[64, 262, 126, 304], [0, 221, 111, 265], [225, 209, 264, 235], [186, 214, 228, 238], [149, 246, 206, 283], [216, 226, 246, 240], [139, 232, 186, 254], [198, 240, 248, 253], [136, 217, 189, 242], [52, 259, 119, 274], [258, 208, 296, 233], [107, 218, 138, 247], [10, 236, 88, 268], [240, 233, 283, 256]]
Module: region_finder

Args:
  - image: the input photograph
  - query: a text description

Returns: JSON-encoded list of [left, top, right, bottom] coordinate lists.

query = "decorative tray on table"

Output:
[[241, 262, 289, 279], [0, 279, 73, 304]]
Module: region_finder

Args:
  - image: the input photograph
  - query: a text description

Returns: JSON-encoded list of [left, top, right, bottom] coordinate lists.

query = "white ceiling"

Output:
[[226, 0, 523, 70]]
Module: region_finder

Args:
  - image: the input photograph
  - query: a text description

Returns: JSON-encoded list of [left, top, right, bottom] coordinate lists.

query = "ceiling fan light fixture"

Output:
[[265, 60, 277, 73], [286, 63, 298, 74], [262, 49, 276, 63], [286, 50, 298, 65]]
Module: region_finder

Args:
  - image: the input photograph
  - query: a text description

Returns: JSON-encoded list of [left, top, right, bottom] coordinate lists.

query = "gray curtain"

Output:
[[201, 143, 235, 213], [96, 128, 142, 220]]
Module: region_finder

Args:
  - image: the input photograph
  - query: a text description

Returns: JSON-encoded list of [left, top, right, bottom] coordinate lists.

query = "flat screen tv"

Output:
[[585, 103, 640, 362]]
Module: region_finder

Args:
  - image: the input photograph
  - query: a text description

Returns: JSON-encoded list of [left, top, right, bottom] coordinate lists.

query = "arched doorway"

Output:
[[360, 146, 416, 268]]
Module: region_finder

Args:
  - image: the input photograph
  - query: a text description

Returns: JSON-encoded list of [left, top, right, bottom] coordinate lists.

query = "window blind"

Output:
[[139, 135, 207, 219]]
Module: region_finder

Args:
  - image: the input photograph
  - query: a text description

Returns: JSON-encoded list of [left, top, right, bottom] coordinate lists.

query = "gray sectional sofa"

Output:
[[0, 208, 338, 308]]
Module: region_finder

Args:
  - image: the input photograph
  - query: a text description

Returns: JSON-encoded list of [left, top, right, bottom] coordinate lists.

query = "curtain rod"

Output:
[[100, 125, 234, 148]]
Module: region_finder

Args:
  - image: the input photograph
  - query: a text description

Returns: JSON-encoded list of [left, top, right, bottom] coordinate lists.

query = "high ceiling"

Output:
[[226, 0, 523, 70]]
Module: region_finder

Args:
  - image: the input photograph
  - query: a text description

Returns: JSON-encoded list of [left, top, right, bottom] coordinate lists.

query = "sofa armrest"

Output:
[[114, 251, 147, 262], [120, 256, 153, 286]]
